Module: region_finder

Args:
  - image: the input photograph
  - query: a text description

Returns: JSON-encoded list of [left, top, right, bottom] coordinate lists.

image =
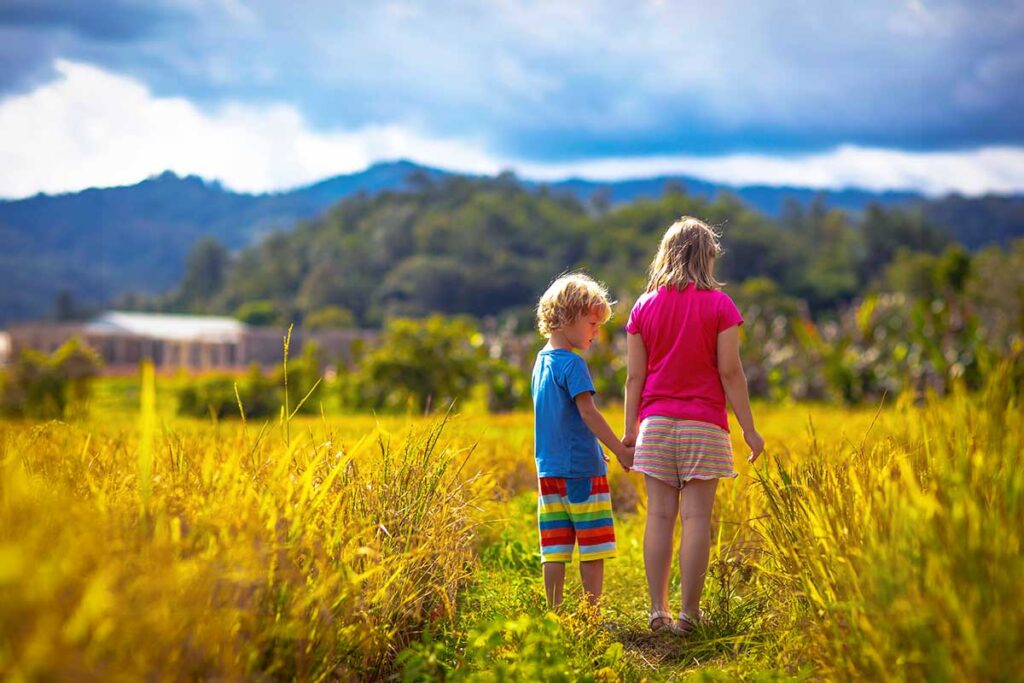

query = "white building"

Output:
[[4, 311, 374, 374], [0, 331, 10, 368]]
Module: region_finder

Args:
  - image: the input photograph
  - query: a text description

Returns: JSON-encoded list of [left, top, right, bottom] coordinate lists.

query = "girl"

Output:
[[623, 216, 765, 636]]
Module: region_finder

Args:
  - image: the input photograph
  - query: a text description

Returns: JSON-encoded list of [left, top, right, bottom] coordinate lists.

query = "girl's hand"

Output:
[[616, 446, 634, 472], [745, 430, 765, 463], [622, 431, 637, 448]]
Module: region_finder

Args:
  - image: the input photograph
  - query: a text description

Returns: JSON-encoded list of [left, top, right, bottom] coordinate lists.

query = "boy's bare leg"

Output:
[[579, 559, 604, 606], [644, 474, 680, 616], [543, 561, 566, 609], [679, 478, 718, 618]]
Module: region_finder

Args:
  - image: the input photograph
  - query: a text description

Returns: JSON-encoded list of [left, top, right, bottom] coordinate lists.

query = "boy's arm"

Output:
[[623, 332, 647, 446], [575, 391, 634, 470]]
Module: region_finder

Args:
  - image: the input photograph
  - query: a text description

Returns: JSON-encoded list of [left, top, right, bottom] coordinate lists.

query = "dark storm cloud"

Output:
[[1, 0, 1022, 159], [0, 0, 183, 41], [0, 0, 188, 96]]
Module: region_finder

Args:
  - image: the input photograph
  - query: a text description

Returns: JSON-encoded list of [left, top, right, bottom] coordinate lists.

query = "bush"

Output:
[[176, 335, 327, 419], [304, 306, 356, 330], [0, 337, 102, 418], [349, 316, 488, 413], [234, 300, 281, 326], [176, 365, 279, 418], [286, 340, 325, 415], [482, 358, 531, 412]]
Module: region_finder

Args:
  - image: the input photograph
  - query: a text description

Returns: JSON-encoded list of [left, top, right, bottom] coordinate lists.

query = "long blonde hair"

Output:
[[646, 216, 723, 292]]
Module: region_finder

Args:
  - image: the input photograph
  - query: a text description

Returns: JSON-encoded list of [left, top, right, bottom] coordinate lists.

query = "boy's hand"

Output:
[[616, 446, 634, 471]]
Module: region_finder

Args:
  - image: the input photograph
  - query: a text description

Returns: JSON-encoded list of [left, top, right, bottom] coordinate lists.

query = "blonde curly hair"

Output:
[[536, 272, 613, 337]]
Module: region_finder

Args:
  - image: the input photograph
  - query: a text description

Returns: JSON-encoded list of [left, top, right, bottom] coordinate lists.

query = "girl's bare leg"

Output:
[[679, 478, 718, 617], [543, 561, 566, 609], [643, 474, 680, 615]]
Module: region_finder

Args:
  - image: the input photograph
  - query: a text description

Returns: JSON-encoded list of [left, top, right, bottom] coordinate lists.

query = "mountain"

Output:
[[540, 175, 921, 215], [0, 160, 1021, 323], [0, 161, 442, 323]]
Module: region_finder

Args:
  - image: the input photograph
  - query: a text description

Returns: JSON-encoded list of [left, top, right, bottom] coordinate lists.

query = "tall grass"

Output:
[[395, 366, 1022, 681], [752, 362, 1022, 680], [2, 363, 1020, 680], [0, 407, 488, 680]]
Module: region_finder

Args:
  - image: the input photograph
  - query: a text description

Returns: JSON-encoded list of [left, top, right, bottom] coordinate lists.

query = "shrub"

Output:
[[349, 316, 487, 413], [176, 338, 325, 419], [0, 337, 102, 418], [304, 306, 356, 330], [176, 364, 279, 418]]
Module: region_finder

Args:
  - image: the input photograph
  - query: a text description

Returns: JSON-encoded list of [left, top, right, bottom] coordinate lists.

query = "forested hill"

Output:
[[0, 159, 1021, 323], [168, 175, 974, 328], [0, 161, 446, 323]]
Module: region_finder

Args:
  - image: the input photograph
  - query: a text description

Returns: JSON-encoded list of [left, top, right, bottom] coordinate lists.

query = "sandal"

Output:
[[648, 609, 677, 634], [676, 609, 706, 636]]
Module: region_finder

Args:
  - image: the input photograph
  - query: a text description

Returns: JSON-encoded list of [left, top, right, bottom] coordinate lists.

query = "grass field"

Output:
[[1, 364, 1021, 681]]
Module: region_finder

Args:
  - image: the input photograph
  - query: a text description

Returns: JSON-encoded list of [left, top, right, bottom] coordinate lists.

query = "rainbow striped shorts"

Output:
[[633, 416, 738, 489], [537, 476, 617, 563]]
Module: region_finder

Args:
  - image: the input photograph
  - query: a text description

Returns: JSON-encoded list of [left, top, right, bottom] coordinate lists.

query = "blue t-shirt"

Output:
[[531, 348, 607, 478]]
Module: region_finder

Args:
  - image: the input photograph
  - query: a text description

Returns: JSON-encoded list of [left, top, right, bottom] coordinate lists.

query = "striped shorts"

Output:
[[633, 416, 738, 490], [537, 476, 617, 563]]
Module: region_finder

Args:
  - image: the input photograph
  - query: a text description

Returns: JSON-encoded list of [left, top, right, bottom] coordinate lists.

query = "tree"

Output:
[[966, 239, 1024, 353], [588, 187, 613, 215], [234, 300, 280, 326], [860, 204, 950, 281], [54, 289, 77, 321], [175, 237, 229, 311], [350, 316, 487, 412], [305, 306, 356, 330], [934, 245, 971, 295]]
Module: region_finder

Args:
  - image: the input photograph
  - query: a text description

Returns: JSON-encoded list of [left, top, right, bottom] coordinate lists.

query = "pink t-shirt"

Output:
[[625, 283, 744, 432]]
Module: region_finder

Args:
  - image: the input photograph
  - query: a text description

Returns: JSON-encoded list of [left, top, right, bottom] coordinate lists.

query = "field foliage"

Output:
[[1, 362, 1022, 680]]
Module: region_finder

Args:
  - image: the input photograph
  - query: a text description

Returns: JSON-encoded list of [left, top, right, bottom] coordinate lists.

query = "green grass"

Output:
[[401, 366, 1023, 681]]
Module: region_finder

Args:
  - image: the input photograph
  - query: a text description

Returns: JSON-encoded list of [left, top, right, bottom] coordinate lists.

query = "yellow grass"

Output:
[[1, 364, 1021, 680]]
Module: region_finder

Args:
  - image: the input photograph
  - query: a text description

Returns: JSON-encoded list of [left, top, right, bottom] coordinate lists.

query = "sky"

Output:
[[1, 0, 1023, 198]]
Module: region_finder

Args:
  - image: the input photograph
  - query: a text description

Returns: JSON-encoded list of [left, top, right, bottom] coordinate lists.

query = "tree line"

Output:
[[149, 173, 969, 328]]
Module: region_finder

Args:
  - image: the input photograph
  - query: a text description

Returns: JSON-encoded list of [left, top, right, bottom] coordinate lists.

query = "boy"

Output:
[[532, 272, 634, 609]]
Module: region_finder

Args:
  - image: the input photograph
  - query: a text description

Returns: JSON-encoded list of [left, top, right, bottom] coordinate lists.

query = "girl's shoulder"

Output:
[[636, 284, 734, 308], [691, 285, 735, 303], [633, 289, 659, 307], [707, 287, 735, 301]]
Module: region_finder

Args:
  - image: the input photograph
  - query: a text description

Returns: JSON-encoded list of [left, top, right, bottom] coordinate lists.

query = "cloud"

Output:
[[0, 0, 183, 41], [0, 60, 501, 198], [518, 146, 1024, 197], [2, 60, 1023, 200], [0, 1, 1022, 162]]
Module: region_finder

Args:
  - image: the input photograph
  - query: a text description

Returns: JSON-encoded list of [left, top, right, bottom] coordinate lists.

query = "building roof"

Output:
[[85, 311, 246, 343]]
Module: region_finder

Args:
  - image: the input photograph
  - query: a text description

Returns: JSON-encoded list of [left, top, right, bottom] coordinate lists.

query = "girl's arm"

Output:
[[717, 325, 765, 462], [575, 392, 634, 470], [623, 332, 647, 446]]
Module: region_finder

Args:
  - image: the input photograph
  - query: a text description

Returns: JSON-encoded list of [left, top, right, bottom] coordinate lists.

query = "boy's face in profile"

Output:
[[561, 308, 603, 351]]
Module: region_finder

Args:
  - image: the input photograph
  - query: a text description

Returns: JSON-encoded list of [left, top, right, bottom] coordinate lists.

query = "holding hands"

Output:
[[606, 442, 634, 472]]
